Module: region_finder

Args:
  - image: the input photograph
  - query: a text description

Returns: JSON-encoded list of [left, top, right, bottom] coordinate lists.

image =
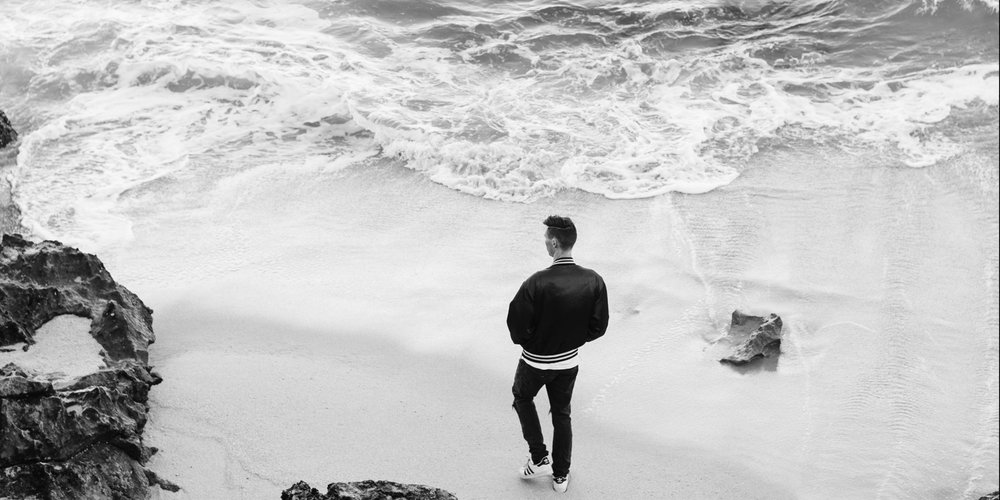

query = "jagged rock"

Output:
[[0, 233, 154, 360], [979, 492, 999, 500], [2, 364, 155, 464], [283, 482, 327, 500], [0, 110, 15, 149], [282, 480, 458, 500], [0, 364, 53, 397], [718, 310, 783, 365], [1, 109, 20, 234], [0, 236, 166, 499], [0, 444, 150, 500], [144, 468, 182, 493]]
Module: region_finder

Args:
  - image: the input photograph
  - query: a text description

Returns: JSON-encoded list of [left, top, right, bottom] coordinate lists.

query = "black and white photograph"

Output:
[[1, 0, 997, 498]]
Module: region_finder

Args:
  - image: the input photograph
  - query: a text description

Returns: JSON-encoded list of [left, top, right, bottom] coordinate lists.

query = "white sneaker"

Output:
[[552, 474, 569, 493], [519, 455, 552, 479]]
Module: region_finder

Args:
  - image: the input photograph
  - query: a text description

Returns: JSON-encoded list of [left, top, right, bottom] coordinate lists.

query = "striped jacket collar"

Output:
[[550, 256, 575, 267]]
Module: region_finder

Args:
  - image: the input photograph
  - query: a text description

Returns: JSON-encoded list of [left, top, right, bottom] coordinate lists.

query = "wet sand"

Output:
[[144, 304, 796, 499], [98, 146, 999, 499]]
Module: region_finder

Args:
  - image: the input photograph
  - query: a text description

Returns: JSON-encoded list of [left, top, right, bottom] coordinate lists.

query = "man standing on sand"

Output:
[[507, 215, 609, 493]]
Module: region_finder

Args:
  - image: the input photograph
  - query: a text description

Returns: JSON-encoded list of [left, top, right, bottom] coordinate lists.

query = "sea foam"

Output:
[[1, 0, 997, 252]]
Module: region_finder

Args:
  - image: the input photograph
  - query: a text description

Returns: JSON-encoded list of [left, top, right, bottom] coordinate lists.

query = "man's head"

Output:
[[543, 215, 577, 257]]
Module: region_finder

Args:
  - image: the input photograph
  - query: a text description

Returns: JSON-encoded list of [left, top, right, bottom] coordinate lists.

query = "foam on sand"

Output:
[[0, 314, 105, 381], [5, 0, 996, 253]]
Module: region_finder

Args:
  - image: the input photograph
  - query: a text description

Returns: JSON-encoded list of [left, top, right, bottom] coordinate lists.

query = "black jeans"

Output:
[[511, 359, 579, 477]]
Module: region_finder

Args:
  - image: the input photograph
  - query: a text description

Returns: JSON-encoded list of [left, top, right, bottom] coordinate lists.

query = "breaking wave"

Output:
[[0, 0, 996, 246]]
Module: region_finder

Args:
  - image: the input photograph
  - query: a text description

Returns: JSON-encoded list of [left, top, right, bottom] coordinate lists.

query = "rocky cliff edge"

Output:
[[0, 234, 175, 498]]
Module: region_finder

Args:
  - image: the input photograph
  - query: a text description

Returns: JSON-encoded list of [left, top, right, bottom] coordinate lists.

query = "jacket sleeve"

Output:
[[587, 277, 609, 342], [507, 280, 535, 345]]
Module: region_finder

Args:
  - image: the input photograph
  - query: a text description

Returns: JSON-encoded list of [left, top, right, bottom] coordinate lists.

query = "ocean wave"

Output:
[[349, 0, 996, 197], [0, 0, 996, 242]]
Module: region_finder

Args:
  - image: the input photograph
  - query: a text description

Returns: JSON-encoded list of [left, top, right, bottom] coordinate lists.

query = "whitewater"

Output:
[[1, 0, 997, 498]]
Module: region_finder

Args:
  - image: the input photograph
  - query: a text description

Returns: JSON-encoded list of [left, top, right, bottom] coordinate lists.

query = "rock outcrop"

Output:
[[979, 491, 999, 500], [718, 310, 783, 365], [0, 234, 154, 355], [0, 110, 15, 149], [0, 234, 172, 499], [282, 480, 458, 500], [1, 109, 21, 235]]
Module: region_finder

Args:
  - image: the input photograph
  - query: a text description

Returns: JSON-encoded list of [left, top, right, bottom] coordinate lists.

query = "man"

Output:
[[507, 215, 609, 493]]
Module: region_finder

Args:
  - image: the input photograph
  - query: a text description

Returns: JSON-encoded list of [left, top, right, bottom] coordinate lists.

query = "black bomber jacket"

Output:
[[506, 258, 609, 358]]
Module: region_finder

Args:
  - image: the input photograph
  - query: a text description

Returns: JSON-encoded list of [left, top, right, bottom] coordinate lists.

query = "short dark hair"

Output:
[[544, 215, 577, 249]]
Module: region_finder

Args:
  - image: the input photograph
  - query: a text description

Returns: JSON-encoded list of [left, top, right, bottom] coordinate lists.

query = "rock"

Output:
[[145, 468, 182, 493], [1, 109, 20, 234], [0, 369, 54, 397], [979, 492, 999, 500], [0, 236, 167, 499], [0, 445, 150, 500], [2, 364, 157, 463], [0, 233, 154, 360], [282, 480, 459, 500], [718, 310, 783, 365], [283, 482, 326, 500], [0, 110, 15, 149]]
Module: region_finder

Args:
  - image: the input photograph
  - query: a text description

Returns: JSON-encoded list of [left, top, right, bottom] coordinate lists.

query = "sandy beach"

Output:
[[2, 1, 997, 497], [143, 304, 797, 499], [94, 146, 998, 499]]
